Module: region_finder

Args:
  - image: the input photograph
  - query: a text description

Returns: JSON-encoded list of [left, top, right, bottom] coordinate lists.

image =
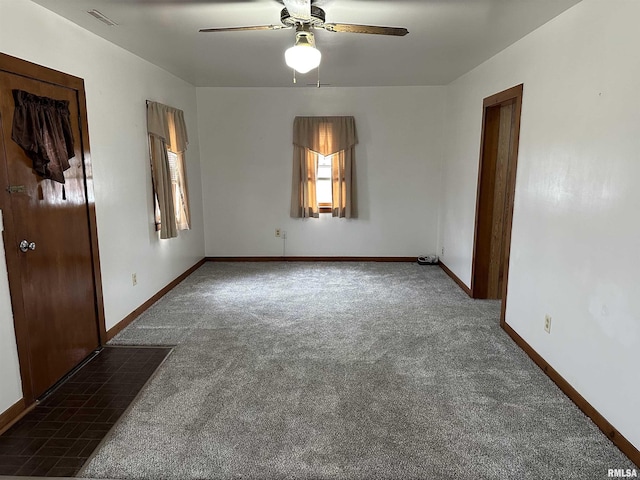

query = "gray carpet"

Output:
[[79, 262, 635, 479]]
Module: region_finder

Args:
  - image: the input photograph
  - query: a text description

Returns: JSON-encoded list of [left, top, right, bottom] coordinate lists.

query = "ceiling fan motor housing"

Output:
[[281, 6, 326, 27]]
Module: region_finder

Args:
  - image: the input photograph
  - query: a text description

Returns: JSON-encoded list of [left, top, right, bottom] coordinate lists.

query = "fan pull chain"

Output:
[[317, 64, 320, 88], [293, 69, 297, 84]]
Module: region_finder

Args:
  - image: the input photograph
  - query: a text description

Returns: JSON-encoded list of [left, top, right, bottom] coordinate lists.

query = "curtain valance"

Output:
[[293, 116, 357, 156], [147, 101, 189, 153], [12, 89, 74, 184]]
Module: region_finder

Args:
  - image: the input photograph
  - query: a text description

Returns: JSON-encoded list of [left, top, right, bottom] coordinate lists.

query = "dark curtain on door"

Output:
[[11, 89, 75, 184]]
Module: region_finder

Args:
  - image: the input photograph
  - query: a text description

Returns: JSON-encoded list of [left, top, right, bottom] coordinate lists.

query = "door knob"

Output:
[[19, 240, 36, 253]]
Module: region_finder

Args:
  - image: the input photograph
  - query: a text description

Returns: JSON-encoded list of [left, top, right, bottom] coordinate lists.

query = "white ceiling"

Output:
[[30, 0, 581, 87]]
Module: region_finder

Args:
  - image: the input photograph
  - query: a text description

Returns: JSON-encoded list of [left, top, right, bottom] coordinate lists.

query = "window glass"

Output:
[[155, 149, 189, 230], [317, 154, 332, 206], [167, 151, 178, 183]]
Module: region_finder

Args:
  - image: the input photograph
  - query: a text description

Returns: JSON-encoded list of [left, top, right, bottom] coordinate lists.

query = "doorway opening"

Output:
[[471, 84, 523, 323]]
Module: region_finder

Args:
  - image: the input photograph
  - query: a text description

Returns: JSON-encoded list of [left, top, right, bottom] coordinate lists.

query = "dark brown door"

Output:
[[0, 71, 100, 399], [474, 100, 516, 299], [472, 84, 523, 305]]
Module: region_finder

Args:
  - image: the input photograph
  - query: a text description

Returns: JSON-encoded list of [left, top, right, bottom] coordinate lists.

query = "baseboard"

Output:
[[106, 258, 206, 341], [205, 256, 416, 262], [440, 258, 638, 465], [439, 261, 473, 297], [0, 398, 32, 435], [501, 321, 640, 467]]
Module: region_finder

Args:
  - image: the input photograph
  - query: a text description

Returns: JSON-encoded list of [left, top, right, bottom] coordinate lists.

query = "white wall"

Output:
[[0, 0, 204, 412], [439, 0, 640, 450], [197, 86, 445, 257], [0, 211, 23, 413]]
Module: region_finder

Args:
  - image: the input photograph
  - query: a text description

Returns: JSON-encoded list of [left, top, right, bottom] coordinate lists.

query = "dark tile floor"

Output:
[[0, 346, 171, 477]]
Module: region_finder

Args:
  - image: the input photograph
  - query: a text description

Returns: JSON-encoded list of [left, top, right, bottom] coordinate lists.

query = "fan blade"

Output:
[[199, 25, 288, 33], [322, 23, 409, 36], [282, 0, 311, 21]]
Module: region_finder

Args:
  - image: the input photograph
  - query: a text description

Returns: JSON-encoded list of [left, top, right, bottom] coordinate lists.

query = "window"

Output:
[[155, 150, 189, 231], [316, 154, 333, 213], [290, 116, 358, 219], [146, 100, 191, 239]]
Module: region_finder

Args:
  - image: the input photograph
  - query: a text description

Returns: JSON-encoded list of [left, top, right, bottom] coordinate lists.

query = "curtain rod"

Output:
[[146, 100, 169, 107], [146, 100, 184, 113]]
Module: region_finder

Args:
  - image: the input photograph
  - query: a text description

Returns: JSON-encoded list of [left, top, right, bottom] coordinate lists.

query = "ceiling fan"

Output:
[[199, 0, 409, 75]]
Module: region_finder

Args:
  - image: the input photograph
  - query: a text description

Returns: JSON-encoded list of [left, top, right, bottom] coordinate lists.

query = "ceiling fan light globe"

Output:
[[285, 45, 321, 74]]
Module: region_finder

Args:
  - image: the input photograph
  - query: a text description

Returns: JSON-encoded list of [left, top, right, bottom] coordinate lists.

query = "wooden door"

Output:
[[0, 67, 101, 400], [474, 100, 516, 299], [486, 101, 516, 297], [472, 85, 523, 307]]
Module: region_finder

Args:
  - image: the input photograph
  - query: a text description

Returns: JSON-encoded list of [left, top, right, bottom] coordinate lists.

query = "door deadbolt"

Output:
[[19, 240, 36, 253]]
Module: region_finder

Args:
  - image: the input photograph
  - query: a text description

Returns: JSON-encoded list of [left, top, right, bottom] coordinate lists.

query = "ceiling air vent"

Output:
[[87, 9, 118, 27]]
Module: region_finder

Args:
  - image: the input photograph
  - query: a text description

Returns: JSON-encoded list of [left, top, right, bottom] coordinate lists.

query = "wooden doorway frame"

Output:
[[470, 84, 523, 325], [0, 52, 107, 404]]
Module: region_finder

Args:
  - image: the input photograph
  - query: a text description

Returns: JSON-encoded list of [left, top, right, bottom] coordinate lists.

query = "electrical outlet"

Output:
[[132, 273, 137, 286], [544, 314, 551, 334], [441, 247, 445, 256], [275, 228, 281, 238]]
